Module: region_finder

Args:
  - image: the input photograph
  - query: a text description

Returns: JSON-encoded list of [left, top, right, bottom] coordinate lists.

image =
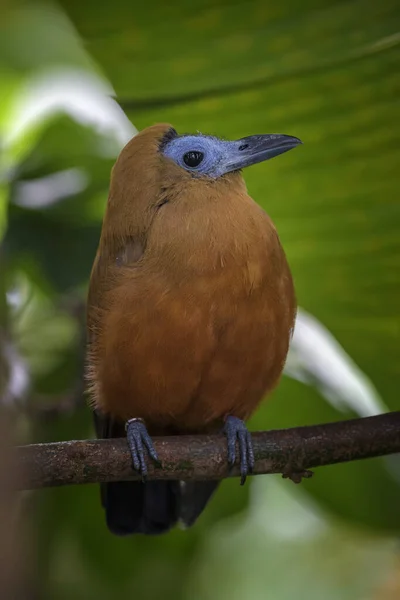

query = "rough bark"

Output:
[[17, 412, 400, 489]]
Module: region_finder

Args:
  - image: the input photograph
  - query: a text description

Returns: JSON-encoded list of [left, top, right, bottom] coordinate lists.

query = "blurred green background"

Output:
[[0, 0, 399, 598]]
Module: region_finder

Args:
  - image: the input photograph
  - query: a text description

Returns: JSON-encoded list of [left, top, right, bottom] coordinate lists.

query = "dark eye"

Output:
[[183, 151, 204, 168]]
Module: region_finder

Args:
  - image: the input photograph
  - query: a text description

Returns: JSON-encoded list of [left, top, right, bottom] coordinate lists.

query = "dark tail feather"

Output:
[[178, 481, 220, 528], [102, 480, 180, 536], [104, 480, 219, 535]]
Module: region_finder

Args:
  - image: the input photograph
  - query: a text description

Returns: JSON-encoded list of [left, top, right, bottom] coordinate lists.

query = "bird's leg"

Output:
[[223, 415, 255, 486], [125, 418, 160, 482]]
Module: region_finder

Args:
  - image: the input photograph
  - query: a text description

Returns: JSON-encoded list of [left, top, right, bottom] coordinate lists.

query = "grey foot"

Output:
[[125, 418, 159, 481], [223, 416, 255, 485]]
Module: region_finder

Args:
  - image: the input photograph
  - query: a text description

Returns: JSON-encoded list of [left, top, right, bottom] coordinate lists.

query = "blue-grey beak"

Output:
[[220, 134, 302, 175]]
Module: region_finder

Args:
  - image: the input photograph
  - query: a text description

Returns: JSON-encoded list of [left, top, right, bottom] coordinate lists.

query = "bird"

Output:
[[86, 123, 301, 536]]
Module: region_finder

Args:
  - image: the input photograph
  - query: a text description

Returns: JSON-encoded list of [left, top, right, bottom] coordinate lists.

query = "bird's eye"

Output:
[[183, 151, 204, 168]]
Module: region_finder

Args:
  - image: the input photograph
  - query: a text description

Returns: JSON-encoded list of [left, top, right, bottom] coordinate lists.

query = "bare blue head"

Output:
[[161, 129, 302, 179]]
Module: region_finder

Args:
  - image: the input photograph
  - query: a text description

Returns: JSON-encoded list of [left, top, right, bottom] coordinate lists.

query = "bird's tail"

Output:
[[178, 480, 220, 528], [101, 480, 180, 535], [101, 479, 219, 536]]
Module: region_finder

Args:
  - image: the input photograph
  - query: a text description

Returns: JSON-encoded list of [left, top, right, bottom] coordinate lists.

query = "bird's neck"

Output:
[[99, 174, 282, 290]]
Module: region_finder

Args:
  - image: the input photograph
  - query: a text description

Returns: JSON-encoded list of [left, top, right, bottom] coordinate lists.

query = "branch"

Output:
[[17, 412, 400, 489]]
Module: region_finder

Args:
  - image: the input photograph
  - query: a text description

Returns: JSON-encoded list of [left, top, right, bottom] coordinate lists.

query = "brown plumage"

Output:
[[86, 123, 299, 535]]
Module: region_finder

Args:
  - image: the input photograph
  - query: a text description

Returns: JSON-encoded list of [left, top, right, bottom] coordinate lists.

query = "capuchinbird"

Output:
[[86, 123, 301, 536]]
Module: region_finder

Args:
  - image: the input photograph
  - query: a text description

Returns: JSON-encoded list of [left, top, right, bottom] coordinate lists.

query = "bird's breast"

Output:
[[91, 230, 296, 431]]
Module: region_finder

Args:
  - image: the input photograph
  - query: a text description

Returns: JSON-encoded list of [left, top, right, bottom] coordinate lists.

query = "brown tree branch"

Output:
[[17, 412, 400, 490]]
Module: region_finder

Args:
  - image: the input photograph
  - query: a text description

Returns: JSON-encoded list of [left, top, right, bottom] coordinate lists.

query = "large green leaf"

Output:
[[58, 0, 400, 526], [60, 0, 399, 103], [2, 2, 400, 598]]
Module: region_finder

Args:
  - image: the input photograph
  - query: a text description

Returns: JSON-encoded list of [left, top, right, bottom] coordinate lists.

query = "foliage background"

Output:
[[0, 1, 399, 598]]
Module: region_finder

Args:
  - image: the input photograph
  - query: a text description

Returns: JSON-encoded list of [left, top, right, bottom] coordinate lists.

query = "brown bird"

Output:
[[86, 123, 300, 535]]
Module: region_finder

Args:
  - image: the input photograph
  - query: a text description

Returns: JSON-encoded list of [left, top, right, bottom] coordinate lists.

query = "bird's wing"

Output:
[[86, 236, 145, 424]]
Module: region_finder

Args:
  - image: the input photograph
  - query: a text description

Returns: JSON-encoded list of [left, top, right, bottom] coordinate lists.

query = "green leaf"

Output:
[[60, 0, 399, 102], [58, 0, 400, 532], [3, 2, 400, 597]]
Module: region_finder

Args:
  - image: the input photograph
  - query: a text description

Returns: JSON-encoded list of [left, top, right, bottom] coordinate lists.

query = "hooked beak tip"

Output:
[[283, 135, 303, 148]]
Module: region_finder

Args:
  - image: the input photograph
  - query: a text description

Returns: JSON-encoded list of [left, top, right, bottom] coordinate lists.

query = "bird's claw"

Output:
[[223, 416, 254, 486], [125, 418, 159, 482]]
